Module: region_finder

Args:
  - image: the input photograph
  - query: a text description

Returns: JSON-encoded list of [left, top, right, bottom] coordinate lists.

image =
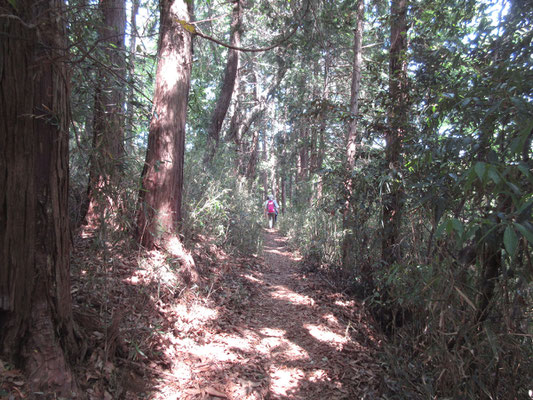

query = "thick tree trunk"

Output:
[[342, 0, 365, 275], [203, 0, 242, 165], [0, 0, 79, 394], [84, 0, 127, 230], [137, 0, 193, 250], [382, 0, 408, 266]]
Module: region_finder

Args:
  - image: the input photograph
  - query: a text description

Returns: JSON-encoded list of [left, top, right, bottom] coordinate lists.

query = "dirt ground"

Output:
[[1, 229, 383, 399], [148, 229, 382, 399]]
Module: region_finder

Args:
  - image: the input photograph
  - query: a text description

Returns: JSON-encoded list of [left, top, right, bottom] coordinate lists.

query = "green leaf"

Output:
[[506, 181, 522, 195], [503, 225, 518, 256], [517, 198, 533, 215], [513, 222, 533, 245], [487, 166, 500, 184], [451, 218, 463, 237], [435, 221, 447, 238], [7, 0, 17, 10], [474, 161, 486, 181]]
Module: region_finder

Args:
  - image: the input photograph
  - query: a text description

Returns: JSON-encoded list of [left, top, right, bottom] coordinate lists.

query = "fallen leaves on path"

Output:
[[64, 229, 383, 399]]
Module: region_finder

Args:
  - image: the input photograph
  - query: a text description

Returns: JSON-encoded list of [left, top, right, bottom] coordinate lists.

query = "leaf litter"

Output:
[[2, 230, 383, 399]]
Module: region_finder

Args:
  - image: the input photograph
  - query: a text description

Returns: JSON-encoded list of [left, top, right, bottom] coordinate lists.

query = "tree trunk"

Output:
[[382, 0, 408, 266], [125, 0, 140, 149], [0, 0, 79, 394], [342, 0, 365, 274], [203, 0, 242, 165], [246, 130, 260, 182], [233, 58, 287, 180], [84, 0, 127, 230], [298, 127, 309, 181], [137, 0, 193, 250], [261, 130, 269, 194], [281, 177, 286, 214]]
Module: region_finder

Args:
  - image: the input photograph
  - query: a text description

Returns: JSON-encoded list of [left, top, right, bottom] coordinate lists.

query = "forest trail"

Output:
[[155, 229, 382, 399]]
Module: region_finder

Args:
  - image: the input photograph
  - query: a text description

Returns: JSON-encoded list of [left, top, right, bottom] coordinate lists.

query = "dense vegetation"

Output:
[[1, 0, 531, 397]]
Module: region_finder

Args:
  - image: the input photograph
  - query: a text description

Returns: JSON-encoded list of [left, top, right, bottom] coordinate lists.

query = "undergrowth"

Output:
[[182, 153, 264, 256], [277, 170, 532, 398]]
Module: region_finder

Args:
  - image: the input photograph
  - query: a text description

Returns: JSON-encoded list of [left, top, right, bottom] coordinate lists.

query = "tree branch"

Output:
[[175, 1, 309, 53]]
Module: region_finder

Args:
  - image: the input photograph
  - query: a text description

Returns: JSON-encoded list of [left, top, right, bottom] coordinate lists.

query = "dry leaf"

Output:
[[204, 386, 227, 398], [185, 386, 227, 398]]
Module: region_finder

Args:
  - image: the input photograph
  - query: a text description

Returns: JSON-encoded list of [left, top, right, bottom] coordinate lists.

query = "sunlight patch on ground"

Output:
[[243, 273, 264, 284], [264, 248, 293, 258], [304, 324, 348, 349], [334, 299, 356, 308], [269, 285, 315, 306], [134, 249, 180, 286], [308, 368, 329, 383], [173, 302, 218, 324], [168, 359, 192, 381], [259, 327, 285, 337], [269, 366, 305, 397], [258, 337, 309, 360], [184, 339, 240, 363], [322, 313, 340, 326], [218, 332, 256, 352]]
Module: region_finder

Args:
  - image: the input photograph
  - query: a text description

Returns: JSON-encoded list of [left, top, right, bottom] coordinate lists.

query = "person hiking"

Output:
[[264, 195, 279, 229]]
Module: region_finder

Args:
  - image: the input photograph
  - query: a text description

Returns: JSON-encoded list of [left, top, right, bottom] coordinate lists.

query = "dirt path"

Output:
[[154, 229, 381, 399]]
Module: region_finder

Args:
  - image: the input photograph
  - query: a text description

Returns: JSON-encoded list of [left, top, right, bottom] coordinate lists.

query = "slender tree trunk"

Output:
[[342, 0, 365, 274], [125, 0, 140, 149], [137, 0, 193, 250], [0, 0, 79, 394], [203, 0, 242, 165], [234, 58, 287, 180], [261, 130, 269, 194], [382, 0, 408, 266], [246, 130, 260, 182], [281, 177, 286, 214], [298, 127, 309, 181], [84, 0, 127, 230]]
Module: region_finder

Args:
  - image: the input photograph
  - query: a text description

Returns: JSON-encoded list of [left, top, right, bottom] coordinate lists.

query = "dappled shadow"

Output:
[[150, 229, 382, 399], [69, 228, 382, 399]]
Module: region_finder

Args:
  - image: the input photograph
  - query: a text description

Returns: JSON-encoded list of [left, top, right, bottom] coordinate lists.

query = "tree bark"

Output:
[[261, 130, 269, 194], [0, 0, 79, 394], [342, 0, 365, 274], [246, 130, 260, 182], [382, 0, 408, 266], [84, 0, 127, 230], [203, 0, 242, 165], [298, 126, 309, 181], [137, 0, 193, 250], [125, 0, 140, 148]]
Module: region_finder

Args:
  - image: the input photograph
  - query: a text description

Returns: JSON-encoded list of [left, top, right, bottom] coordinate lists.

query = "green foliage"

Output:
[[280, 201, 343, 270], [58, 0, 531, 395], [182, 151, 264, 255]]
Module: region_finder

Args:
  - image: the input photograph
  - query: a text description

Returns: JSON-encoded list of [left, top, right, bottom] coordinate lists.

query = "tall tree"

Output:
[[382, 0, 408, 266], [342, 0, 365, 275], [0, 0, 79, 394], [84, 0, 127, 229], [125, 0, 140, 146], [203, 0, 243, 165], [137, 0, 193, 249]]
